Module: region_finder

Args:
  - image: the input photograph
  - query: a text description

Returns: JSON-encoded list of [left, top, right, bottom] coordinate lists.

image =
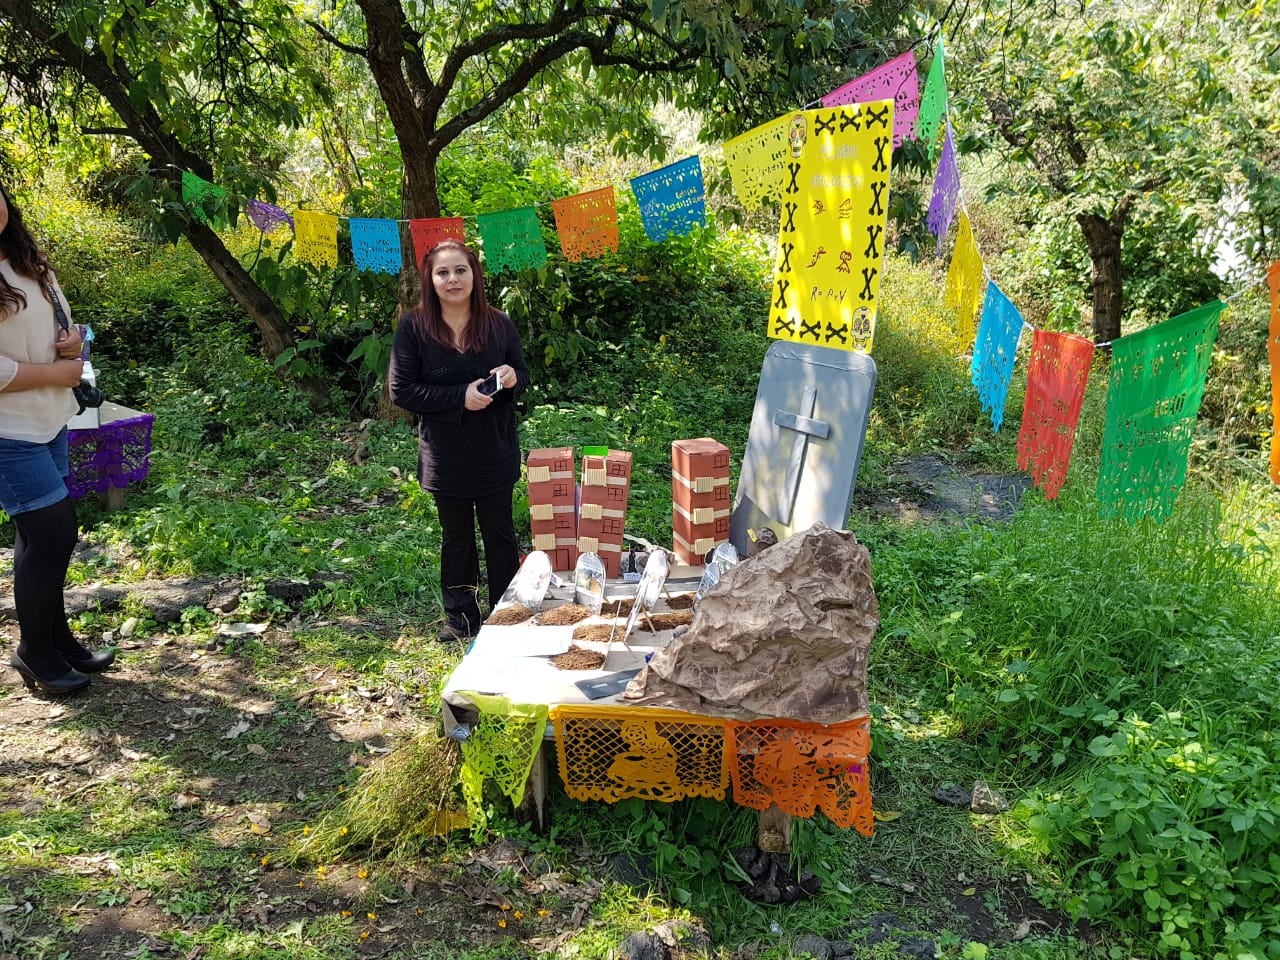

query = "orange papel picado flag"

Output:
[[551, 187, 619, 262]]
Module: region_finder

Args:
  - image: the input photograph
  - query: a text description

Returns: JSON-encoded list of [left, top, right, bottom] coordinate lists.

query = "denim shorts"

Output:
[[0, 428, 70, 516]]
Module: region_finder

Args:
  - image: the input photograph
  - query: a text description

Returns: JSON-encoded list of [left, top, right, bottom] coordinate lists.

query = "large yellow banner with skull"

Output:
[[767, 100, 894, 353]]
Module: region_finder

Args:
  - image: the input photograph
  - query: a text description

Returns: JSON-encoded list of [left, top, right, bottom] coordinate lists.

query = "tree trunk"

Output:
[[1076, 200, 1132, 344], [183, 220, 327, 404], [184, 220, 297, 360]]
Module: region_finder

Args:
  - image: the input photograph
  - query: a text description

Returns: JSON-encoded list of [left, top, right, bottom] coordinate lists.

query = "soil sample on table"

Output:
[[572, 623, 617, 642], [550, 645, 607, 670], [664, 594, 695, 610], [600, 598, 634, 618], [533, 603, 593, 626], [637, 610, 694, 632], [486, 604, 535, 626]]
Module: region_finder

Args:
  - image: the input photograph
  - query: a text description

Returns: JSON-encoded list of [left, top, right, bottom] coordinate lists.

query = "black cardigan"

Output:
[[388, 309, 530, 498]]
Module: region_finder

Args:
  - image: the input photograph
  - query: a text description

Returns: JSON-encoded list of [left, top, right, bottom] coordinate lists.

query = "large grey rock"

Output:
[[652, 919, 710, 953], [970, 779, 1009, 814], [793, 934, 834, 960]]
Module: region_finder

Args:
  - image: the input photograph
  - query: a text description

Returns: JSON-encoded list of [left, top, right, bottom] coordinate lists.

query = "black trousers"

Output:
[[433, 488, 519, 634]]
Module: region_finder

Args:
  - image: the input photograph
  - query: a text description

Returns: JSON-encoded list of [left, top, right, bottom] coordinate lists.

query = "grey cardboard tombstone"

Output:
[[729, 341, 876, 554]]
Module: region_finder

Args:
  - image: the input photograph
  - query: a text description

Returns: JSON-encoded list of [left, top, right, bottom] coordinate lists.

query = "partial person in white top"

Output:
[[0, 180, 114, 695], [0, 260, 80, 439]]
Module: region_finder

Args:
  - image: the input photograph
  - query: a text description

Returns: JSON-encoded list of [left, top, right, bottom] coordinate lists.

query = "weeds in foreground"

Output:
[[292, 731, 462, 863]]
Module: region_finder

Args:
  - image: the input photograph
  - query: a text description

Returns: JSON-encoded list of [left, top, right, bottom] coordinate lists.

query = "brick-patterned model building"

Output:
[[576, 449, 633, 577], [671, 438, 731, 565], [526, 447, 578, 573]]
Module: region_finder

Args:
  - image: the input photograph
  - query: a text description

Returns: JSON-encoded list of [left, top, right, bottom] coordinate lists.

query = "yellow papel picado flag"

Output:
[[766, 100, 894, 354]]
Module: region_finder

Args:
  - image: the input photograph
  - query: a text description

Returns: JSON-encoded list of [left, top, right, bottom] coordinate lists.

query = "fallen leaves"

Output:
[[173, 790, 203, 809], [223, 719, 252, 740]]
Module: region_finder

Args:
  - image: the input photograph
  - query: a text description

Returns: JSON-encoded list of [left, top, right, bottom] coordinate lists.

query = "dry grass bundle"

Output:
[[572, 623, 617, 642], [550, 645, 607, 670], [290, 731, 462, 862], [637, 610, 694, 632], [600, 598, 634, 617]]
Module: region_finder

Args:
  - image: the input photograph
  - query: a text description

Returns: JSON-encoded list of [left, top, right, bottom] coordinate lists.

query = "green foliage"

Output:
[[23, 184, 244, 378], [992, 193, 1225, 334], [870, 255, 990, 458], [954, 0, 1280, 336], [867, 481, 1280, 957], [557, 796, 756, 913], [1023, 710, 1280, 959]]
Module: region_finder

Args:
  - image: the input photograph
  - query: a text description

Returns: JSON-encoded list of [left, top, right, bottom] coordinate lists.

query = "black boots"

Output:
[[10, 650, 91, 696]]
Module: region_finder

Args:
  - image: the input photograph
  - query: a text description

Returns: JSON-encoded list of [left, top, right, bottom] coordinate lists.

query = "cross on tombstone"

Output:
[[730, 342, 877, 553], [773, 386, 830, 524]]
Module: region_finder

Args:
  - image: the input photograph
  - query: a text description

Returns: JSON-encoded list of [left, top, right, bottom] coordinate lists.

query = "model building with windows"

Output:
[[526, 446, 577, 572], [671, 438, 731, 565], [576, 449, 633, 577]]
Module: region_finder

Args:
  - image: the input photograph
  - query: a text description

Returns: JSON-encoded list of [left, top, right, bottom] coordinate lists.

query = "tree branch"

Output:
[[305, 18, 368, 58]]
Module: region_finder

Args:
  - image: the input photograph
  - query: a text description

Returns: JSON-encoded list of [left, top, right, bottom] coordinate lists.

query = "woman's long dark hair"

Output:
[[414, 239, 501, 352], [0, 181, 52, 318]]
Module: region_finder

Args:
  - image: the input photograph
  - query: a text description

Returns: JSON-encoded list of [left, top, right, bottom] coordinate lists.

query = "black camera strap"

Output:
[[44, 277, 70, 332], [44, 277, 103, 416]]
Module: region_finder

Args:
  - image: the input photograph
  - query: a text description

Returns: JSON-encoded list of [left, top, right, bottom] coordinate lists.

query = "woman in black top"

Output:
[[388, 240, 530, 639]]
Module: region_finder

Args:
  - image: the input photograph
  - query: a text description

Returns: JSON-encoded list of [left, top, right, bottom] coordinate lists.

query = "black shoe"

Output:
[[10, 652, 91, 696], [437, 621, 479, 642], [63, 648, 116, 673]]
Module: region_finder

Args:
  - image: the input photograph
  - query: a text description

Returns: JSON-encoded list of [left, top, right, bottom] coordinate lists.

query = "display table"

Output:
[[440, 571, 874, 840], [440, 571, 701, 737], [67, 401, 155, 508]]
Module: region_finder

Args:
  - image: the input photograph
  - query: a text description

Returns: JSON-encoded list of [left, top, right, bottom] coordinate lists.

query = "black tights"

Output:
[[11, 497, 85, 677]]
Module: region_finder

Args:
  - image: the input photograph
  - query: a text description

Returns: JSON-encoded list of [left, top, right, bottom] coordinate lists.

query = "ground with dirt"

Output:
[[0, 456, 1091, 959]]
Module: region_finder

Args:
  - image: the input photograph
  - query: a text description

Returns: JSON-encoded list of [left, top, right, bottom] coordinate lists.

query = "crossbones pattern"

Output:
[[786, 163, 801, 194], [782, 202, 798, 232], [825, 322, 849, 344], [774, 278, 791, 309], [772, 315, 796, 337], [865, 104, 891, 130], [869, 181, 886, 217], [864, 225, 882, 260], [859, 267, 878, 301], [839, 112, 861, 133], [815, 113, 836, 136], [799, 317, 822, 340], [872, 137, 889, 172], [779, 241, 794, 272]]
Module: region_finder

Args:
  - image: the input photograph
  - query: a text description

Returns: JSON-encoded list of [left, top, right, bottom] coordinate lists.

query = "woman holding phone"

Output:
[[388, 240, 529, 640], [0, 181, 114, 695]]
